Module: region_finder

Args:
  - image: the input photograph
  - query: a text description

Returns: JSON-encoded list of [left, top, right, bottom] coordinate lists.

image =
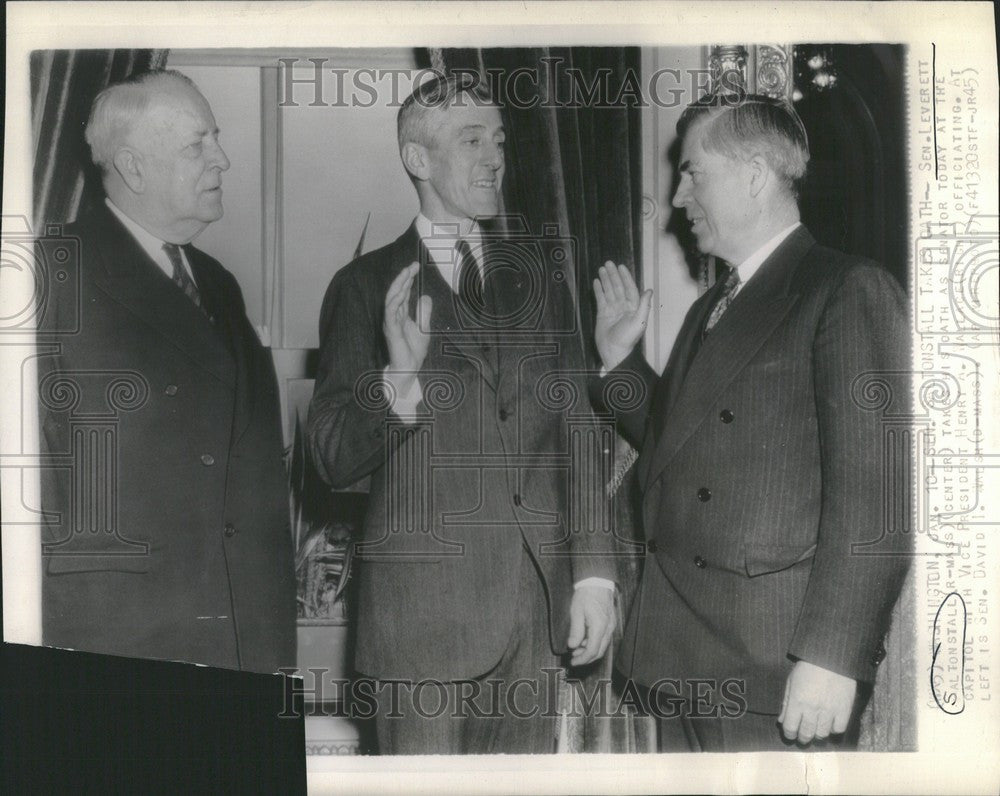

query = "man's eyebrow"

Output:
[[457, 124, 506, 135]]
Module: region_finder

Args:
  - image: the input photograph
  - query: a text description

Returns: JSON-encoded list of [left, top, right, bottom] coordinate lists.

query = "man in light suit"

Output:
[[38, 70, 296, 673], [308, 74, 617, 754], [592, 94, 909, 750]]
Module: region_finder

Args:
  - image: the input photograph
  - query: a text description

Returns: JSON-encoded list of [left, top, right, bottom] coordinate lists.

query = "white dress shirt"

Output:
[[728, 221, 801, 297], [414, 213, 486, 289], [105, 198, 198, 286]]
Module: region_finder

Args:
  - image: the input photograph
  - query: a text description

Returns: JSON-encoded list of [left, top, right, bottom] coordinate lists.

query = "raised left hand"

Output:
[[778, 660, 858, 744], [567, 585, 616, 667]]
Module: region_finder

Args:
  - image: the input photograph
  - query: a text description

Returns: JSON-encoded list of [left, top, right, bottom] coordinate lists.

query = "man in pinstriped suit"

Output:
[[308, 74, 617, 754], [592, 94, 910, 751]]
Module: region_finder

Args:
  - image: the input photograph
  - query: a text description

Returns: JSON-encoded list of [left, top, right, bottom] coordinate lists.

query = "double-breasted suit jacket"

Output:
[[308, 222, 615, 682], [603, 226, 910, 712], [38, 202, 296, 673]]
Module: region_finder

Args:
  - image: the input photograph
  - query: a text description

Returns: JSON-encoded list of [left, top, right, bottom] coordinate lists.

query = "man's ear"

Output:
[[112, 148, 145, 194], [747, 153, 770, 198], [401, 141, 430, 181]]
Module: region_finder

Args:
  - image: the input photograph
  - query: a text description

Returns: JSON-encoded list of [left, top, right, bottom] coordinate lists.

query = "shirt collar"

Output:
[[104, 198, 195, 281], [734, 221, 801, 285], [414, 213, 483, 290]]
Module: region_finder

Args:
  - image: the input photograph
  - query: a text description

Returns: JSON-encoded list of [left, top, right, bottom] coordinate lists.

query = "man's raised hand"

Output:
[[383, 262, 432, 396], [593, 262, 652, 372]]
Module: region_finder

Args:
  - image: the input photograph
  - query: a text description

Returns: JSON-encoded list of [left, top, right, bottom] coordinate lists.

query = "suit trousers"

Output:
[[651, 688, 868, 752], [374, 547, 560, 754]]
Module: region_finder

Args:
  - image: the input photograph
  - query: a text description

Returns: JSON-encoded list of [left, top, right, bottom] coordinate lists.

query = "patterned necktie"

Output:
[[454, 238, 485, 310], [703, 263, 741, 335], [162, 242, 205, 314]]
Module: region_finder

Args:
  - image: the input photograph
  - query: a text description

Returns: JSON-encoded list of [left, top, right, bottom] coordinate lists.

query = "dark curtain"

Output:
[[791, 45, 914, 751], [30, 49, 168, 228], [795, 44, 908, 288], [425, 47, 652, 752], [426, 47, 644, 364]]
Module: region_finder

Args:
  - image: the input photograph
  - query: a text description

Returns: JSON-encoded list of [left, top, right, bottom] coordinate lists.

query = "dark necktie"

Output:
[[703, 263, 741, 336], [162, 242, 205, 314], [454, 238, 485, 311]]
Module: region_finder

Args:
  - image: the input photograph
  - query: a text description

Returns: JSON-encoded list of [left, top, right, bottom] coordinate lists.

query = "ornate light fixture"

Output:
[[792, 46, 839, 101]]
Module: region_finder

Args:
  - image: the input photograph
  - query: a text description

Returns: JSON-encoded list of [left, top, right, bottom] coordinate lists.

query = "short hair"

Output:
[[85, 69, 198, 173], [677, 93, 810, 194], [397, 72, 497, 151]]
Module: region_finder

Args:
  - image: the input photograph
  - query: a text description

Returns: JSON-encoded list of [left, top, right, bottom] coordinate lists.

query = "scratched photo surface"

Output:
[[2, 3, 998, 794]]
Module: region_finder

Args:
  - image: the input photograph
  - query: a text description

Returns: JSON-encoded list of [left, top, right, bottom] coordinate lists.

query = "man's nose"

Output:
[[672, 178, 689, 209], [211, 141, 231, 172], [483, 142, 504, 170]]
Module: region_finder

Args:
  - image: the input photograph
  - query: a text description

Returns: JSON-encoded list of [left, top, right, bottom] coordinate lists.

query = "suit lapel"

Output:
[[644, 227, 815, 490], [186, 245, 260, 445], [636, 285, 719, 488], [85, 204, 236, 386]]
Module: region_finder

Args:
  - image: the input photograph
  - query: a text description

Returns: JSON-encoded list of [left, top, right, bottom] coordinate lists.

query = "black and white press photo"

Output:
[[2, 3, 998, 793]]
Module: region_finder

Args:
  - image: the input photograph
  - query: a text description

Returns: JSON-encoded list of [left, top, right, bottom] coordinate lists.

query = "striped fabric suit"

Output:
[[308, 222, 616, 686], [604, 226, 910, 716]]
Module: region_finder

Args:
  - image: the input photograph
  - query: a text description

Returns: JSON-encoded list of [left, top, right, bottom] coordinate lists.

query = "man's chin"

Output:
[[198, 203, 225, 222], [474, 200, 500, 219]]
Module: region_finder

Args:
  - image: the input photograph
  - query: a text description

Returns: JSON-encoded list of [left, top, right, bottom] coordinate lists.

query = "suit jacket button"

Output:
[[646, 539, 658, 554], [223, 522, 237, 538], [513, 493, 521, 506], [164, 384, 178, 396], [499, 408, 509, 421], [697, 487, 711, 502], [694, 555, 707, 568], [719, 409, 734, 423], [200, 454, 215, 466]]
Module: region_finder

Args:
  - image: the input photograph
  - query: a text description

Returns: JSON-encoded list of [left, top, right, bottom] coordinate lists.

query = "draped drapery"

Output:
[[427, 47, 643, 365], [426, 47, 652, 753], [30, 49, 169, 228]]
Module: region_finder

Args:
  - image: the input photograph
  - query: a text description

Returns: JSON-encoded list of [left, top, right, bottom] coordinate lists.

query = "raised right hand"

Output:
[[383, 262, 432, 395], [593, 262, 652, 371]]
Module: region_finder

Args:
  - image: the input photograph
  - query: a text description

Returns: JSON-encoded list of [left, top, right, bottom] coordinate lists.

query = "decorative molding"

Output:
[[753, 45, 793, 100], [707, 44, 793, 101], [707, 44, 748, 94]]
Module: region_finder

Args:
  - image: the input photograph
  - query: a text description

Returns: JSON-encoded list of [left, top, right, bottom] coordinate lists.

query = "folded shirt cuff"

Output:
[[383, 367, 422, 423]]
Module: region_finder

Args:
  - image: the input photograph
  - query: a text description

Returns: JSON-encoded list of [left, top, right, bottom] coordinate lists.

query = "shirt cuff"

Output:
[[383, 367, 422, 424], [574, 577, 616, 592]]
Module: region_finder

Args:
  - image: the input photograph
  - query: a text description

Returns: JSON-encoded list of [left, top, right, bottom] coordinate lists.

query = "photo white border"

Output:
[[4, 3, 998, 794]]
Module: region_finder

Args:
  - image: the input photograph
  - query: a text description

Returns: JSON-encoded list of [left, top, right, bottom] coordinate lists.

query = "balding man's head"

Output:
[[86, 70, 230, 244]]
